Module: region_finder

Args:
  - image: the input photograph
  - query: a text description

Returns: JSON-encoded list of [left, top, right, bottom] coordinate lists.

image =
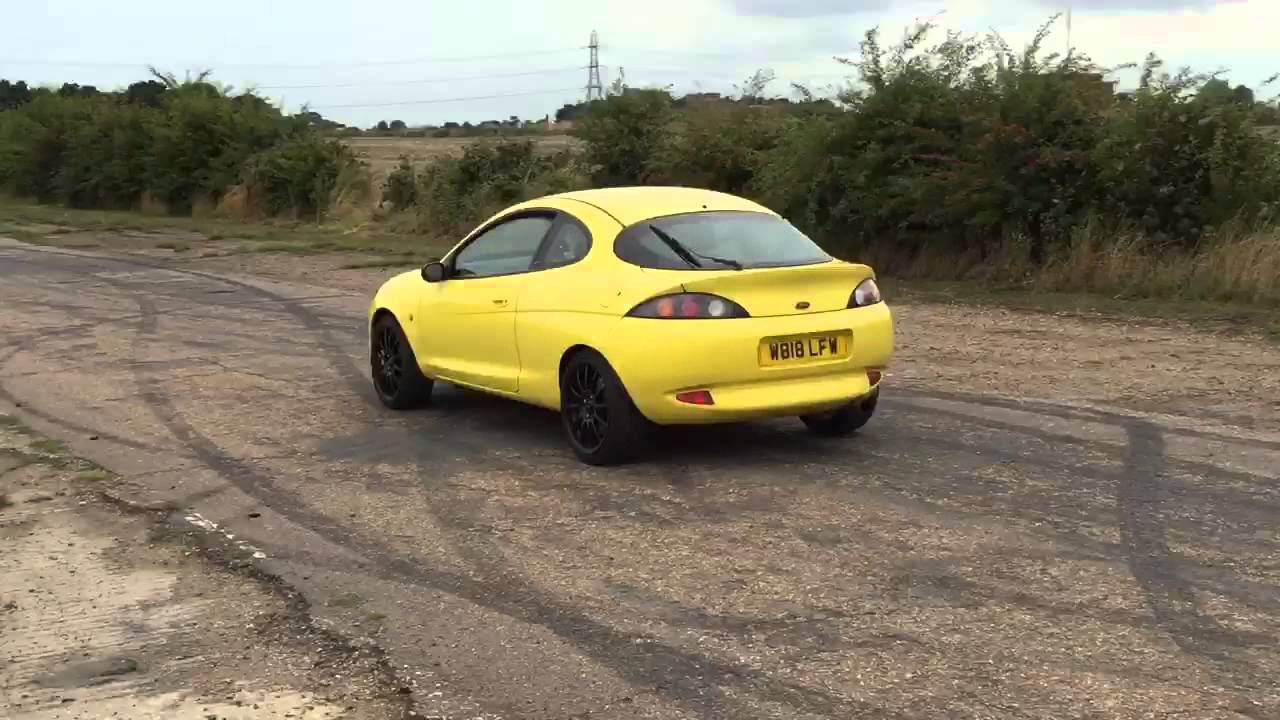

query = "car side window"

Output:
[[452, 216, 554, 279], [535, 218, 592, 269]]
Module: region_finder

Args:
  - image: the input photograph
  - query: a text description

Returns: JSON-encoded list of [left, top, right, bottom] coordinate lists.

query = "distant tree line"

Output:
[[0, 70, 365, 218], [1, 78, 179, 109]]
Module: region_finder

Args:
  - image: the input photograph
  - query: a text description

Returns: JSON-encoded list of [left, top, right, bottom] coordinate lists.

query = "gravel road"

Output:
[[2, 238, 1277, 719]]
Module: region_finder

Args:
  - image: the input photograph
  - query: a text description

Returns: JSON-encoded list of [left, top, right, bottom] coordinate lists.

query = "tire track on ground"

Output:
[[86, 259, 889, 719], [17, 244, 1273, 714], [896, 388, 1276, 683]]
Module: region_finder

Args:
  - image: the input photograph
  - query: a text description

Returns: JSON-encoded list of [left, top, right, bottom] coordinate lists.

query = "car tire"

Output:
[[370, 314, 433, 410], [560, 349, 650, 466], [800, 386, 879, 437]]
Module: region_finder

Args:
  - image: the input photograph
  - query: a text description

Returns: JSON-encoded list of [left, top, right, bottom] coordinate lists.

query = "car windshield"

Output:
[[614, 211, 832, 271]]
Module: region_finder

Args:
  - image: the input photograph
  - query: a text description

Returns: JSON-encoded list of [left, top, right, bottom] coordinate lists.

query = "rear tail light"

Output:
[[848, 278, 883, 308], [676, 390, 715, 405], [627, 293, 749, 319]]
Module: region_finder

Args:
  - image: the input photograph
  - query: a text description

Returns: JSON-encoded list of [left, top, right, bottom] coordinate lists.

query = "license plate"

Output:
[[759, 331, 851, 367]]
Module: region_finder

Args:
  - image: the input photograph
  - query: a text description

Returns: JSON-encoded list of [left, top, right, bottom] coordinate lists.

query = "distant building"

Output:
[[684, 92, 723, 105]]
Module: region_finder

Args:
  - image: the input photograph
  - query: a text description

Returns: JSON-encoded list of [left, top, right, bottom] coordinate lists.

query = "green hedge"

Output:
[[0, 80, 359, 219]]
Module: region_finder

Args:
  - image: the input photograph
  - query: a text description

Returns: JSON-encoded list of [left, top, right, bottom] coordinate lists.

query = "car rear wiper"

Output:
[[647, 225, 743, 270]]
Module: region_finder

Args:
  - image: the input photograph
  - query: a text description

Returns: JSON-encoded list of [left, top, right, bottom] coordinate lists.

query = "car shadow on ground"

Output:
[[420, 382, 876, 469]]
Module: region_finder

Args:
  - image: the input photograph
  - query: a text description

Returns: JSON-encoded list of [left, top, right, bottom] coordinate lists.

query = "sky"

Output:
[[2, 0, 1276, 129]]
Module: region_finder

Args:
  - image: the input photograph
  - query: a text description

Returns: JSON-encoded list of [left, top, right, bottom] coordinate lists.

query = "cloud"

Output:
[[1066, 0, 1278, 55], [1038, 0, 1243, 8], [726, 0, 892, 17]]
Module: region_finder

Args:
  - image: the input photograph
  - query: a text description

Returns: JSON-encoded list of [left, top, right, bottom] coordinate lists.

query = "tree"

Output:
[[735, 68, 776, 103], [298, 110, 344, 130], [389, 119, 407, 130], [145, 66, 224, 98], [375, 120, 390, 131], [0, 79, 33, 109], [57, 83, 99, 98], [607, 68, 627, 97], [556, 102, 590, 122], [125, 80, 167, 107], [1232, 84, 1255, 106], [1197, 78, 1234, 106], [1255, 102, 1280, 126]]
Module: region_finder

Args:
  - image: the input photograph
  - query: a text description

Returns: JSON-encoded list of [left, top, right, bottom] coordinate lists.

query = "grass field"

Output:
[[343, 134, 581, 176], [0, 196, 450, 262]]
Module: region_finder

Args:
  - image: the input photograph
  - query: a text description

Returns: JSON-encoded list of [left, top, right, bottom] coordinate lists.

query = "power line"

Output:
[[258, 66, 586, 90], [600, 46, 744, 60], [0, 47, 584, 71], [608, 64, 854, 80], [309, 87, 582, 110]]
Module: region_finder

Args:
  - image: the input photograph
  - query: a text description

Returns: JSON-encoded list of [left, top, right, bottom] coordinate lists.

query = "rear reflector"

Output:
[[676, 390, 714, 405], [867, 369, 882, 386]]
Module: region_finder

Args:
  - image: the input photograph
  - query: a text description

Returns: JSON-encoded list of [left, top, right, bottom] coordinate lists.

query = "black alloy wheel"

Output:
[[370, 315, 433, 409], [565, 361, 610, 453], [373, 323, 404, 398], [560, 350, 649, 465]]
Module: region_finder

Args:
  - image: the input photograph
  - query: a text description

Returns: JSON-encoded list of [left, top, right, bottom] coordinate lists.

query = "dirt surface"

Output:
[[2, 237, 1278, 719], [344, 135, 580, 176], [185, 251, 1280, 428], [0, 417, 409, 719]]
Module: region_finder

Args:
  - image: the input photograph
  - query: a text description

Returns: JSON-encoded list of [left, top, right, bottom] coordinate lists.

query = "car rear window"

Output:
[[614, 210, 832, 271]]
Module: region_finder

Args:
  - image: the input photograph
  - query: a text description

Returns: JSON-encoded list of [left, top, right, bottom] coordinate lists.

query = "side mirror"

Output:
[[422, 261, 446, 283]]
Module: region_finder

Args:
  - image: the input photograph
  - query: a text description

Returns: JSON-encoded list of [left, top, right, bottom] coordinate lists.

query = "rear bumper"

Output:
[[604, 303, 893, 424]]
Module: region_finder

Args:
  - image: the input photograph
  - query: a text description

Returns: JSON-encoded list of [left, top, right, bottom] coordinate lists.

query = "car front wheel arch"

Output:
[[370, 307, 396, 342]]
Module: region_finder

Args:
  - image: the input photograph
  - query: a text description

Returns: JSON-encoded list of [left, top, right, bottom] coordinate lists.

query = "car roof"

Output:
[[536, 186, 778, 227]]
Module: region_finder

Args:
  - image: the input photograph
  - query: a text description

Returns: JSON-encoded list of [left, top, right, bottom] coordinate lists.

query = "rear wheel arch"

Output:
[[558, 344, 632, 395], [558, 344, 597, 382]]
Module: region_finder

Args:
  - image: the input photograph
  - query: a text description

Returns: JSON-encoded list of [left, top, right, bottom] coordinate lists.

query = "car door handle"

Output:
[[492, 298, 508, 306]]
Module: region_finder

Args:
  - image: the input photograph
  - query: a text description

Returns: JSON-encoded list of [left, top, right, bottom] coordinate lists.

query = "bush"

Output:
[[382, 156, 418, 209], [754, 19, 1280, 273], [413, 139, 545, 232], [647, 102, 788, 195], [57, 99, 151, 209], [0, 109, 40, 189], [0, 93, 97, 203], [572, 89, 673, 186], [241, 133, 361, 220], [385, 139, 590, 236], [145, 92, 294, 214], [0, 74, 326, 217], [1092, 57, 1280, 247]]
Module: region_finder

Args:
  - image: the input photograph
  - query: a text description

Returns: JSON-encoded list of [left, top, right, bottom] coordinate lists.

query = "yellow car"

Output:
[[368, 186, 893, 465]]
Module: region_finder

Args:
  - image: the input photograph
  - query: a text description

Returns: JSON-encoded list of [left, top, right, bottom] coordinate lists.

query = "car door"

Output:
[[417, 211, 555, 393], [513, 203, 634, 408]]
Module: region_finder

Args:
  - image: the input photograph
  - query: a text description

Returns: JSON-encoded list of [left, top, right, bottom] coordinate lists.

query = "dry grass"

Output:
[[0, 196, 451, 259], [343, 134, 579, 177], [1036, 220, 1280, 305], [858, 219, 1280, 310]]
